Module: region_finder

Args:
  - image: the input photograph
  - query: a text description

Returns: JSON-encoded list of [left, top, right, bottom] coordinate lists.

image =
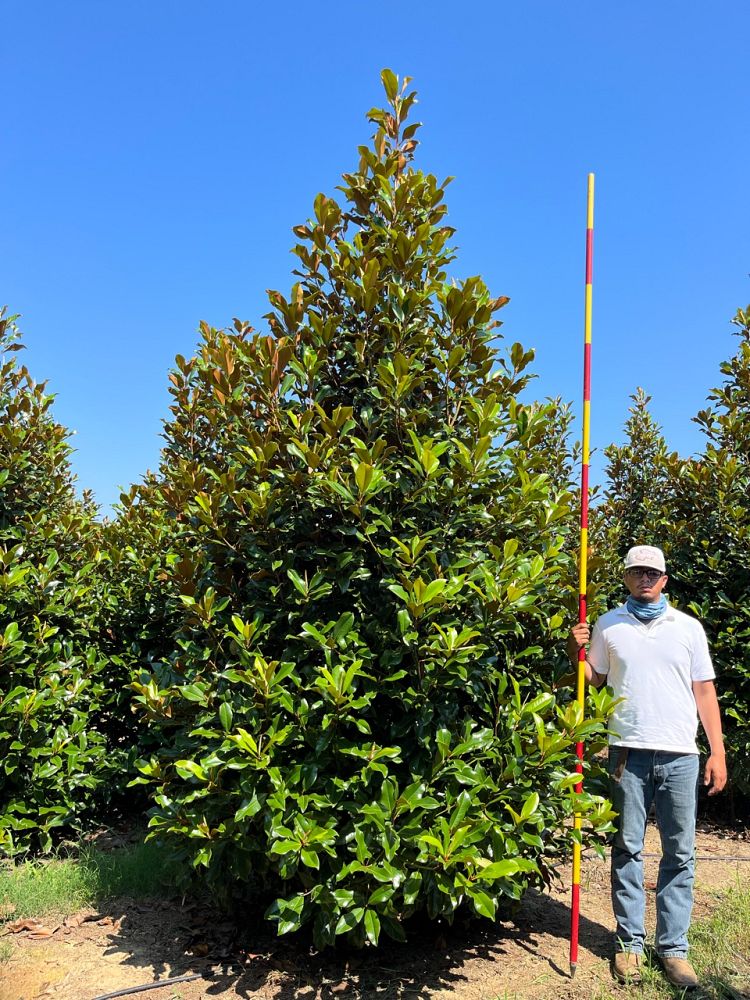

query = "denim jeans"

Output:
[[608, 747, 700, 958]]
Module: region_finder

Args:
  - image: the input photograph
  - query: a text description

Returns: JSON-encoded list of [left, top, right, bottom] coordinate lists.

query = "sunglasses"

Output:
[[626, 567, 665, 582]]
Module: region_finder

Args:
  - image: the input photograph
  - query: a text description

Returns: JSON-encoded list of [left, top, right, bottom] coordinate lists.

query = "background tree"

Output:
[[601, 388, 671, 553], [594, 388, 672, 603], [129, 71, 615, 947], [659, 306, 750, 802], [600, 307, 750, 806], [0, 309, 127, 853]]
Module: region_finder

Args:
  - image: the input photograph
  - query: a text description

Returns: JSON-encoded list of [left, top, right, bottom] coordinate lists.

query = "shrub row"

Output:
[[1, 72, 747, 944]]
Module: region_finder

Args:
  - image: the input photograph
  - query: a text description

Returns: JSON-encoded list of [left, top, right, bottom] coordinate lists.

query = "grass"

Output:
[[0, 840, 184, 924], [588, 882, 750, 1000], [690, 882, 750, 998]]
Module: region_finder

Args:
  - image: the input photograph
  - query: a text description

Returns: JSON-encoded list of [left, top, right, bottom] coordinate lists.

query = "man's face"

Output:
[[624, 566, 668, 603]]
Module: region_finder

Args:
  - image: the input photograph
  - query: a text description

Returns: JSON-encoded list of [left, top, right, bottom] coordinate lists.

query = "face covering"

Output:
[[626, 593, 668, 622]]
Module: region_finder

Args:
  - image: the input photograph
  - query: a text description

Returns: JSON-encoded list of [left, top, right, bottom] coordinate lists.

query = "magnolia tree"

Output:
[[0, 310, 125, 853], [659, 307, 750, 799], [601, 307, 750, 803], [602, 388, 671, 555], [130, 72, 615, 946], [593, 389, 673, 604]]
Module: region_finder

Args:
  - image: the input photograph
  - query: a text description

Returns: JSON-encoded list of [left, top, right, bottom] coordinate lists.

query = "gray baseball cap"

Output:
[[624, 545, 666, 573]]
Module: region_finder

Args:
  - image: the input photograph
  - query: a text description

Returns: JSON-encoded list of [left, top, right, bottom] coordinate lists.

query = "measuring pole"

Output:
[[570, 172, 594, 978]]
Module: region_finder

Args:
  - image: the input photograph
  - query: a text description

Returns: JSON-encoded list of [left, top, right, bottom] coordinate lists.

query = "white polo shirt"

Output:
[[588, 603, 715, 754]]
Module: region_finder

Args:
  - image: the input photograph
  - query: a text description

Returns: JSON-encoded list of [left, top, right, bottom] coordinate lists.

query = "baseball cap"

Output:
[[624, 545, 666, 573]]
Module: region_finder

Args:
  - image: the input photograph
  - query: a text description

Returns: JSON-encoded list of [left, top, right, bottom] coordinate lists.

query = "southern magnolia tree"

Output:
[[602, 388, 671, 557], [659, 307, 750, 797], [601, 307, 750, 800], [0, 309, 124, 853], [594, 388, 673, 603], [131, 72, 615, 946]]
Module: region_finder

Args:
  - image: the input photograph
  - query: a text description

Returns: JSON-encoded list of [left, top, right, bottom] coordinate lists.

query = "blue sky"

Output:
[[3, 1, 749, 515]]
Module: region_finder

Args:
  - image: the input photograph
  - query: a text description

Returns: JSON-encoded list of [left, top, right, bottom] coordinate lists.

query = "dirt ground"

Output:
[[2, 822, 749, 1000]]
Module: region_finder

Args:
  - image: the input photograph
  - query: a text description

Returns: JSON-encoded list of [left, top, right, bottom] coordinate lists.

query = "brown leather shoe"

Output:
[[660, 956, 699, 988], [611, 951, 643, 983]]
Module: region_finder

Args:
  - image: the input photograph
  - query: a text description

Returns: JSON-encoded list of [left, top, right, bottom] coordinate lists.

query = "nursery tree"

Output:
[[593, 389, 672, 605], [0, 309, 125, 853], [659, 306, 750, 798], [600, 307, 750, 802], [132, 72, 615, 946], [602, 388, 671, 556]]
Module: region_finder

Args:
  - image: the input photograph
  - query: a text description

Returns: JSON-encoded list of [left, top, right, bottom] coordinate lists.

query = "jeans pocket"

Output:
[[609, 746, 629, 783]]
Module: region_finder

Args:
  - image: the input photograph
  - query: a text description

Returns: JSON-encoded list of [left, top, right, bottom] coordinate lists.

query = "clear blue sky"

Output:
[[4, 1, 749, 515]]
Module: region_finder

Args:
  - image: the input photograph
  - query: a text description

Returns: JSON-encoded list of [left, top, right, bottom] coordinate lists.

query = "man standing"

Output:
[[569, 544, 727, 988]]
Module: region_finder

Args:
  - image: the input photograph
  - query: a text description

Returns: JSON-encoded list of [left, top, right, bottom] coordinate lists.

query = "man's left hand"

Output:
[[704, 754, 727, 795]]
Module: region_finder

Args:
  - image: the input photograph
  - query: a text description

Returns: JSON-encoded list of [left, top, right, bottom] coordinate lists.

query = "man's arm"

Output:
[[692, 679, 727, 795], [568, 623, 607, 688]]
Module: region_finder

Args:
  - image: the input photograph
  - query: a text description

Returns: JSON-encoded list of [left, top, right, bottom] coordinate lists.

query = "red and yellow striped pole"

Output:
[[570, 172, 594, 978]]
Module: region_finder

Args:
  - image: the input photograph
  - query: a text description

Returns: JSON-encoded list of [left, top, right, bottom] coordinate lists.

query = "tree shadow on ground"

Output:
[[93, 887, 613, 1000]]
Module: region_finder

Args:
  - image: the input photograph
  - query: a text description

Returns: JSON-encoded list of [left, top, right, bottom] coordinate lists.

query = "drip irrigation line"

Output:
[[643, 853, 750, 862], [585, 848, 750, 863], [89, 973, 202, 1000]]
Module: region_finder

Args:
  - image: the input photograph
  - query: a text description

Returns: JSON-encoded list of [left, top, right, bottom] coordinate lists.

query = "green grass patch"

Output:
[[590, 883, 750, 1000], [0, 840, 184, 923], [690, 882, 750, 997]]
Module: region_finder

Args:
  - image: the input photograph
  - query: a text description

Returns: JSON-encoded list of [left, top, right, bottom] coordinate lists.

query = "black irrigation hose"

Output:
[[89, 973, 202, 1000], [590, 848, 750, 862], [643, 853, 750, 861]]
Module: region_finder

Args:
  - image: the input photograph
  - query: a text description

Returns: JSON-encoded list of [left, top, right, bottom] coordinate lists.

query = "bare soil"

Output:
[[2, 822, 749, 1000]]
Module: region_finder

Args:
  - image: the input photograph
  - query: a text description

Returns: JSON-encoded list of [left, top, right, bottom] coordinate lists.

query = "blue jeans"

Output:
[[608, 747, 699, 958]]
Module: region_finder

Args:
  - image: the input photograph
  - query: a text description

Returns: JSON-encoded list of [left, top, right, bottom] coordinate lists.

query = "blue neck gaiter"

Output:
[[626, 594, 668, 622]]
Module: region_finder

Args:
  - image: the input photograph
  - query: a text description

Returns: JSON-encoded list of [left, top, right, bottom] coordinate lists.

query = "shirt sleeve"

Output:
[[690, 621, 716, 681], [587, 619, 609, 677]]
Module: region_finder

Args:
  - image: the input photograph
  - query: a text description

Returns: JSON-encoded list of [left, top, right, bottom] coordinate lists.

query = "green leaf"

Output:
[[301, 621, 328, 643], [335, 907, 365, 935], [175, 760, 207, 782], [421, 579, 447, 603], [469, 889, 496, 920], [234, 793, 262, 821], [388, 584, 410, 602], [333, 612, 355, 641], [364, 908, 381, 945], [478, 858, 537, 880], [219, 702, 233, 732], [381, 68, 399, 101], [180, 684, 207, 703], [354, 461, 374, 494], [368, 884, 394, 906], [520, 791, 540, 822], [380, 914, 406, 942], [402, 871, 422, 905], [287, 568, 308, 595]]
